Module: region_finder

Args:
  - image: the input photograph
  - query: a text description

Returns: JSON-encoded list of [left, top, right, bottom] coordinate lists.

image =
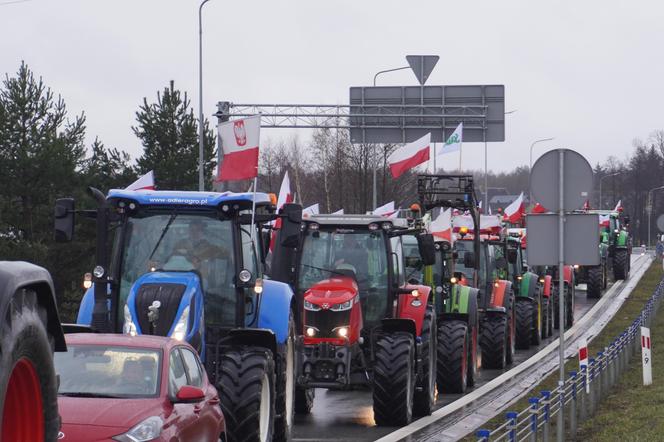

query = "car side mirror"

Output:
[[416, 233, 436, 266], [175, 385, 205, 403], [463, 251, 476, 269], [54, 198, 75, 242], [279, 203, 302, 248]]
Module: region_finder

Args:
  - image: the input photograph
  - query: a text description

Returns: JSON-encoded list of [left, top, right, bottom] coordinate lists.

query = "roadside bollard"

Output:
[[529, 397, 539, 442], [569, 372, 577, 438], [476, 429, 491, 441], [579, 366, 588, 423], [541, 390, 551, 442], [507, 411, 518, 442], [596, 352, 604, 400]]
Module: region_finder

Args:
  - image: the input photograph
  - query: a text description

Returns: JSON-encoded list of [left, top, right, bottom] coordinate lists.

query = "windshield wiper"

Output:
[[59, 392, 124, 398], [303, 264, 344, 276], [148, 212, 177, 262]]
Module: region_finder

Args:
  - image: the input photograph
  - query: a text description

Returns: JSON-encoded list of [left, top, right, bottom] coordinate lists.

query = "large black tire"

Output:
[[219, 348, 276, 442], [586, 266, 604, 298], [294, 387, 314, 414], [437, 320, 469, 394], [0, 289, 60, 442], [542, 296, 554, 338], [273, 313, 295, 442], [480, 316, 508, 369], [506, 299, 516, 365], [531, 297, 542, 346], [613, 249, 630, 280], [373, 332, 414, 426], [413, 306, 436, 416], [515, 300, 533, 350], [467, 323, 479, 388], [565, 284, 575, 329]]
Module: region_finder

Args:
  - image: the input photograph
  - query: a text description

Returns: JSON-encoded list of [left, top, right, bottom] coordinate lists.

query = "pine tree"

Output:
[[133, 81, 215, 190]]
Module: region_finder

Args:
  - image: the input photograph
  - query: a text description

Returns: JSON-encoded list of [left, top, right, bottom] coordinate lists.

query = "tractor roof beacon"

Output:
[[54, 187, 303, 442]]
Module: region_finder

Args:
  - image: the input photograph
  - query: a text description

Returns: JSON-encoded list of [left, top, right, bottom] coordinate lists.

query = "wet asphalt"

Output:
[[292, 286, 599, 442]]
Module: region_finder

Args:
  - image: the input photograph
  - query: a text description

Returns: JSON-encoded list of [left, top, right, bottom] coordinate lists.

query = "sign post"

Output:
[[641, 327, 653, 386]]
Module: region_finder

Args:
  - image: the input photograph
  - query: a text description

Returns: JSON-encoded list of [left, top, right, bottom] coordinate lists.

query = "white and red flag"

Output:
[[614, 200, 623, 212], [217, 115, 260, 181], [269, 172, 293, 251], [503, 192, 525, 224], [373, 201, 397, 217], [387, 133, 431, 178], [599, 214, 611, 227], [302, 203, 320, 217], [531, 202, 548, 214], [126, 171, 155, 191], [431, 209, 453, 242]]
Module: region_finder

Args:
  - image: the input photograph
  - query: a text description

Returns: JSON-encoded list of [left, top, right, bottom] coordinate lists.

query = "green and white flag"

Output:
[[438, 122, 462, 155]]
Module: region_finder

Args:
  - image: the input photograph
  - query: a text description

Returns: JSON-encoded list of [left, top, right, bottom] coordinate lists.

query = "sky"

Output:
[[2, 0, 664, 172]]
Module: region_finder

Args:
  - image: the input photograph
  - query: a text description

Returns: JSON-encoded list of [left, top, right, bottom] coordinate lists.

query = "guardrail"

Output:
[[476, 275, 664, 442]]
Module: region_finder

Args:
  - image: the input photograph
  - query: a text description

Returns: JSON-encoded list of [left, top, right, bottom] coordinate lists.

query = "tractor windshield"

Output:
[[113, 212, 236, 327], [297, 228, 389, 325]]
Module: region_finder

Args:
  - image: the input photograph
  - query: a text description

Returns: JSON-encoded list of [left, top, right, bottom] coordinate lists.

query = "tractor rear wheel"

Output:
[[515, 300, 533, 350], [613, 249, 630, 280], [294, 387, 314, 414], [274, 313, 295, 442], [586, 266, 604, 298], [413, 306, 436, 417], [0, 289, 60, 442], [373, 332, 414, 426], [480, 316, 508, 369], [436, 320, 469, 394], [219, 348, 276, 442]]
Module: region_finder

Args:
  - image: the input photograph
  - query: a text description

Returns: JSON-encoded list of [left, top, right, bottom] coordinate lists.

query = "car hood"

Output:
[[59, 396, 164, 428]]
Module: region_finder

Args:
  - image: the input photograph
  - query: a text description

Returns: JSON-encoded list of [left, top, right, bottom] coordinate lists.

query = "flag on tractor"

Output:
[[387, 133, 431, 178], [438, 122, 462, 155], [303, 203, 320, 217], [217, 115, 260, 181], [614, 200, 623, 212], [531, 202, 548, 214], [431, 209, 453, 242], [504, 192, 525, 223], [126, 171, 155, 191], [373, 201, 396, 217], [270, 172, 293, 251]]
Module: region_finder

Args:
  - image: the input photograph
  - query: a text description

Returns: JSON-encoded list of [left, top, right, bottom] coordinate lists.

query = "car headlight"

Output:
[[112, 416, 163, 441], [123, 304, 137, 336], [330, 300, 353, 311], [171, 306, 189, 341], [304, 300, 321, 311]]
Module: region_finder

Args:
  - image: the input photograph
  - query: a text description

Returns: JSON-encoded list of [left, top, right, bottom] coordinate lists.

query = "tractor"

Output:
[[55, 188, 302, 442], [270, 211, 437, 425], [417, 175, 515, 377], [0, 261, 66, 442]]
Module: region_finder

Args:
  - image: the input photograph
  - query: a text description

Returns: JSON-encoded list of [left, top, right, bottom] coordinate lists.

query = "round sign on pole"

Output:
[[530, 149, 594, 211], [656, 214, 664, 233]]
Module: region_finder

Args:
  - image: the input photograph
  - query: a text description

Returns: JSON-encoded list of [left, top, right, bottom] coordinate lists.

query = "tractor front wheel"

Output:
[[373, 332, 414, 426], [586, 266, 604, 298], [436, 320, 469, 394], [515, 300, 533, 350], [480, 316, 508, 369], [613, 249, 630, 280]]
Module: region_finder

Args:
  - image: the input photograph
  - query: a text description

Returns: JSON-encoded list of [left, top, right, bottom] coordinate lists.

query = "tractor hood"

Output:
[[304, 276, 358, 306]]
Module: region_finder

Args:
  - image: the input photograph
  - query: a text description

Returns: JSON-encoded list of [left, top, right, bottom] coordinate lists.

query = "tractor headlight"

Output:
[[304, 300, 321, 311], [305, 326, 318, 337], [574, 264, 580, 269], [333, 326, 349, 338], [123, 304, 137, 336], [171, 306, 190, 341], [112, 416, 163, 442], [93, 265, 105, 279], [330, 300, 353, 311]]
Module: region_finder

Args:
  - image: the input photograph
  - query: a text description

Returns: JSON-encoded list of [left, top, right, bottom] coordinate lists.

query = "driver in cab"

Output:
[[334, 234, 368, 281], [170, 219, 228, 272]]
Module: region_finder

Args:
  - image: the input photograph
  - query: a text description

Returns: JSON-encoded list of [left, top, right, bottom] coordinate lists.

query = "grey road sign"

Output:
[[406, 55, 439, 85], [657, 214, 664, 232], [348, 85, 504, 144], [526, 213, 600, 265], [530, 149, 593, 212]]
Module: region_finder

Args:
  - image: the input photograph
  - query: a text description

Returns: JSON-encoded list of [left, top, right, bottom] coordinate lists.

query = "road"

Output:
[[293, 285, 600, 442]]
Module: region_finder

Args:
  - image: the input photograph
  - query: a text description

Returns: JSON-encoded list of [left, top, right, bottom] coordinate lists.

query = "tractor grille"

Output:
[[305, 309, 351, 338], [136, 283, 187, 336]]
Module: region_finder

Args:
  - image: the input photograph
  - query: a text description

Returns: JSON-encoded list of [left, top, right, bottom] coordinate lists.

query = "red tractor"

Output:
[[271, 211, 437, 425]]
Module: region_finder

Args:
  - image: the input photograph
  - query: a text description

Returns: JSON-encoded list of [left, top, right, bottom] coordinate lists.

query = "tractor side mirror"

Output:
[[416, 234, 436, 266], [507, 248, 518, 264], [279, 203, 302, 248], [463, 251, 476, 269], [54, 198, 75, 242]]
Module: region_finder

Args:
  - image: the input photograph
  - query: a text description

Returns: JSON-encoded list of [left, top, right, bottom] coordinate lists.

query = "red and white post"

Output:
[[641, 327, 653, 386]]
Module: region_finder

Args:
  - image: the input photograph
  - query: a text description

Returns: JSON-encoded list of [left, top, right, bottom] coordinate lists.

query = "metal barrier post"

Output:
[[529, 397, 539, 442], [596, 351, 604, 400], [579, 366, 588, 423], [507, 411, 518, 442], [569, 371, 578, 437], [476, 429, 491, 441], [557, 382, 565, 442], [588, 358, 596, 415], [541, 390, 551, 442], [608, 344, 615, 387]]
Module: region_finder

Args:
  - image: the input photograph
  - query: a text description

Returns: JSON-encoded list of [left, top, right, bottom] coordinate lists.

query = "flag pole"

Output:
[[250, 175, 258, 245]]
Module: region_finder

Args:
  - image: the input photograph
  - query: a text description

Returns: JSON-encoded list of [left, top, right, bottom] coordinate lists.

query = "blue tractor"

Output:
[[55, 188, 303, 442]]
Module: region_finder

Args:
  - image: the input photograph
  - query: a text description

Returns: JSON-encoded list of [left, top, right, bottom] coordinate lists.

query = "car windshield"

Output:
[[113, 212, 237, 327], [297, 227, 389, 324], [55, 345, 161, 398]]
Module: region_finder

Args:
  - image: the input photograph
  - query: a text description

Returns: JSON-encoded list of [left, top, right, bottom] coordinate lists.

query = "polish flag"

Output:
[[504, 192, 525, 223], [270, 172, 293, 251], [373, 201, 396, 217], [531, 202, 548, 214], [614, 200, 623, 212], [387, 133, 431, 178], [599, 214, 610, 227], [431, 209, 453, 242], [217, 115, 260, 181], [126, 171, 155, 191], [331, 209, 344, 215], [303, 203, 320, 217]]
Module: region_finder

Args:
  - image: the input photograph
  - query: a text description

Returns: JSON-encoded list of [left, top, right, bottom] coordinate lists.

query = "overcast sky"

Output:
[[2, 0, 663, 172]]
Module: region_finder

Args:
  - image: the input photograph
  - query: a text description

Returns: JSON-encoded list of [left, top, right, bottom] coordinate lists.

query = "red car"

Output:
[[55, 333, 225, 442]]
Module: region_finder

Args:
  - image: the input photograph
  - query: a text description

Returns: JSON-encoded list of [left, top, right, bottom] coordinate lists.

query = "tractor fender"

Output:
[[396, 284, 431, 336], [517, 272, 539, 299], [616, 230, 629, 248], [0, 261, 66, 351], [226, 328, 277, 357], [76, 285, 109, 325], [542, 275, 553, 298], [381, 318, 416, 337], [257, 279, 294, 345], [489, 280, 513, 311], [442, 284, 479, 327], [563, 266, 574, 285]]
